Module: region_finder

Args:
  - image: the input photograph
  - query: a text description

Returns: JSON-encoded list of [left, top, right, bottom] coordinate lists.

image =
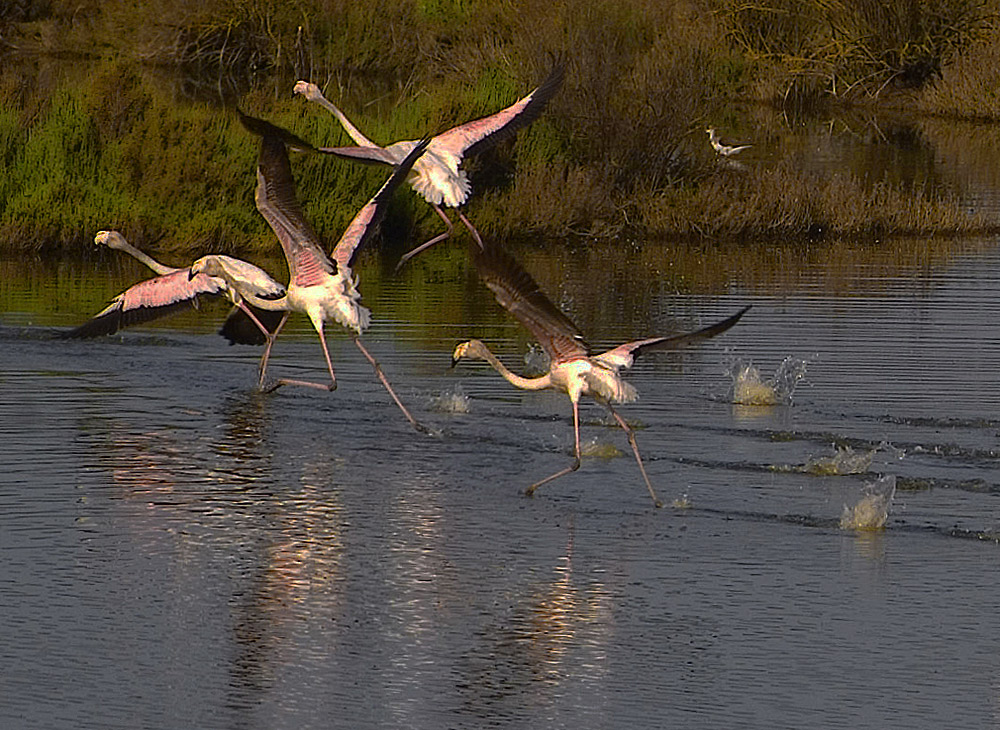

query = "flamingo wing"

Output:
[[64, 269, 224, 338], [596, 306, 751, 369], [238, 110, 319, 153], [472, 241, 589, 362], [197, 254, 287, 299], [331, 138, 431, 268], [433, 61, 566, 161], [239, 111, 337, 285], [316, 145, 401, 167], [202, 254, 288, 345]]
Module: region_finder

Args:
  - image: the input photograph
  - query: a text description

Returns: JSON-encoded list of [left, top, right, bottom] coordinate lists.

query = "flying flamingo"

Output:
[[188, 111, 431, 432], [293, 61, 565, 266], [451, 241, 750, 507], [65, 230, 283, 344], [706, 127, 752, 157]]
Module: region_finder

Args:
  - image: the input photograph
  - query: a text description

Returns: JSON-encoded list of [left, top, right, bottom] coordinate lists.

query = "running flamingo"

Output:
[[188, 111, 431, 431], [65, 230, 283, 343], [452, 241, 750, 507]]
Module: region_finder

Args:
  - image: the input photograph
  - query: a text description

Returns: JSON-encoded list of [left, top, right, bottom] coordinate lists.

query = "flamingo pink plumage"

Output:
[[65, 230, 282, 343], [452, 241, 750, 507], [293, 61, 565, 266], [189, 111, 431, 431]]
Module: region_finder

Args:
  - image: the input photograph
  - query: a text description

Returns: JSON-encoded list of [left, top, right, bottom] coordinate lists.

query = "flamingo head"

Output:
[[451, 339, 488, 368], [94, 230, 128, 250], [188, 255, 219, 280], [293, 80, 323, 102]]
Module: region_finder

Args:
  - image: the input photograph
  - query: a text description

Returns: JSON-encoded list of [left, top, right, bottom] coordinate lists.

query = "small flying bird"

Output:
[[293, 61, 565, 267], [189, 111, 431, 431], [64, 230, 283, 344], [706, 127, 752, 157], [452, 242, 749, 507]]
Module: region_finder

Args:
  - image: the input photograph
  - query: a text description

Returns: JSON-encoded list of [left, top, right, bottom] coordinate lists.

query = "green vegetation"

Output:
[[713, 0, 997, 102], [2, 0, 1000, 254]]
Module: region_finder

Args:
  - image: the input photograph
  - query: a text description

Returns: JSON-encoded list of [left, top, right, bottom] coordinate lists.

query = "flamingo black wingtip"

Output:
[[236, 108, 318, 153]]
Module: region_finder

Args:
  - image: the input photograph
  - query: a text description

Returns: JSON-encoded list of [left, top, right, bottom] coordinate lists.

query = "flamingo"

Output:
[[188, 111, 431, 432], [451, 241, 750, 507], [64, 230, 283, 344], [293, 61, 565, 266], [706, 127, 752, 157]]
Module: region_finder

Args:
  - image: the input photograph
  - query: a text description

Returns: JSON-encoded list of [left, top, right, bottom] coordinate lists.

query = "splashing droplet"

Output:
[[430, 386, 471, 414], [804, 445, 875, 475], [840, 475, 897, 530], [672, 493, 693, 509], [728, 356, 807, 405], [580, 438, 623, 459], [524, 343, 550, 375]]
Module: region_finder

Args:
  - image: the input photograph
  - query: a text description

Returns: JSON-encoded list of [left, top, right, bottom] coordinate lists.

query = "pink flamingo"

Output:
[[189, 111, 431, 431], [452, 242, 750, 507], [65, 230, 282, 344], [293, 61, 565, 266]]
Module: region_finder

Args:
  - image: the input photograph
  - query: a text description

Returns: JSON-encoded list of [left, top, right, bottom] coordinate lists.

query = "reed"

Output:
[[3, 0, 998, 254], [713, 0, 998, 103]]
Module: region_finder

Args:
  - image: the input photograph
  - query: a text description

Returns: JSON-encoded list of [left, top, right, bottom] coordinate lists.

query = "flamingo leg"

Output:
[[264, 318, 338, 393], [256, 311, 290, 388], [352, 336, 428, 433], [605, 403, 663, 508], [235, 302, 273, 340], [525, 399, 582, 497], [457, 209, 484, 249], [394, 204, 455, 269]]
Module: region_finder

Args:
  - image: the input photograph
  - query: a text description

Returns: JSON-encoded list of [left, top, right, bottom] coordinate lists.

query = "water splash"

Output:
[[728, 356, 808, 406], [671, 492, 693, 510], [430, 386, 471, 414], [524, 343, 550, 375], [840, 475, 897, 530], [580, 438, 623, 459], [803, 445, 875, 475]]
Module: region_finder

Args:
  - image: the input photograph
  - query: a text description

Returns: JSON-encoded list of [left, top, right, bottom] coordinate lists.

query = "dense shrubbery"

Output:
[[1, 0, 998, 253], [713, 0, 998, 102]]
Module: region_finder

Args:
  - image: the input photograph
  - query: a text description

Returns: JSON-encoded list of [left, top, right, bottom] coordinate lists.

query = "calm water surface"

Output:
[[2, 237, 1000, 729]]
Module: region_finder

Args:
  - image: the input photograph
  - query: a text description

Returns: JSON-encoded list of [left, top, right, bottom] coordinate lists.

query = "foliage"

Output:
[[713, 0, 1000, 103], [1, 0, 998, 254]]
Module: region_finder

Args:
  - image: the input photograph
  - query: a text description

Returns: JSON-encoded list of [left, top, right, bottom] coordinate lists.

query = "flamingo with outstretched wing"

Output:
[[453, 241, 750, 507]]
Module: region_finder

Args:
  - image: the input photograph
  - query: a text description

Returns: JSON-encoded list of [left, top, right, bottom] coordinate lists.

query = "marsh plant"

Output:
[[2, 0, 999, 252], [714, 0, 999, 102]]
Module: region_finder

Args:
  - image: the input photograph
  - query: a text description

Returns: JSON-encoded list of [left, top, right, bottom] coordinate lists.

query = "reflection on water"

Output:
[[3, 232, 1000, 728]]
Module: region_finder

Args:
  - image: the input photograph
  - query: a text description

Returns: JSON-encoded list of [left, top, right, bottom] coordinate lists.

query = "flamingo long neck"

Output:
[[119, 242, 174, 276], [314, 95, 378, 148], [231, 289, 290, 312], [475, 344, 552, 391]]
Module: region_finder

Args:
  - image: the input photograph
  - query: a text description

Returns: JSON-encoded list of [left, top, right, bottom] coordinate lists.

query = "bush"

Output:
[[713, 0, 999, 102]]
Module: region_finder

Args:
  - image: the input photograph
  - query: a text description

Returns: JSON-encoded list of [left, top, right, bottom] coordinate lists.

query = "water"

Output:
[[2, 233, 1000, 728]]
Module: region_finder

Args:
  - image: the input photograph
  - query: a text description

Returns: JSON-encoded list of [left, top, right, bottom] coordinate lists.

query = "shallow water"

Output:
[[2, 237, 1000, 729]]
